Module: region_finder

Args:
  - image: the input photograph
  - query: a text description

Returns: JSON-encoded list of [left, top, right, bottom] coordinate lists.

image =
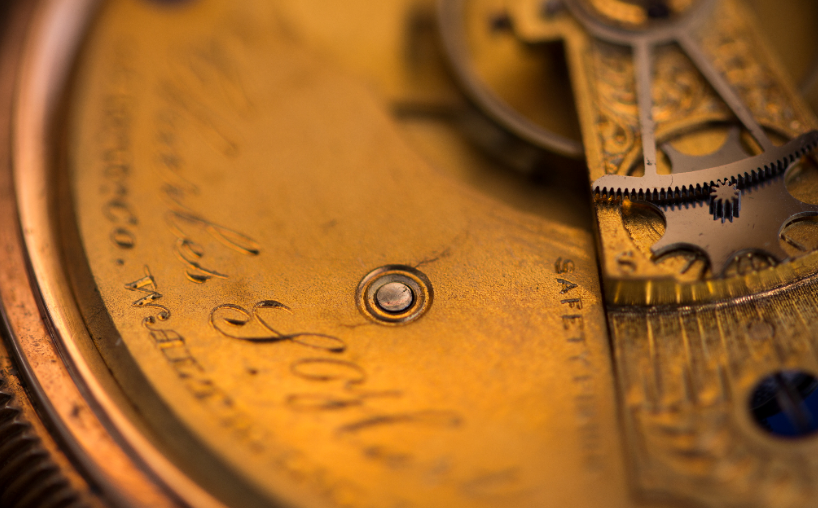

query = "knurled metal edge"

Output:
[[0, 376, 89, 508], [592, 130, 818, 203], [0, 0, 92, 504]]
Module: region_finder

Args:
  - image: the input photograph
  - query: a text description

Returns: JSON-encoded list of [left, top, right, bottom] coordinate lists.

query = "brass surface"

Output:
[[61, 1, 624, 507], [2, 0, 818, 507]]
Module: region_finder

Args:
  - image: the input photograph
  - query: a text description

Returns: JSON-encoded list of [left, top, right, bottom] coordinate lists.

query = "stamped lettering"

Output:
[[554, 258, 604, 471], [124, 266, 265, 449]]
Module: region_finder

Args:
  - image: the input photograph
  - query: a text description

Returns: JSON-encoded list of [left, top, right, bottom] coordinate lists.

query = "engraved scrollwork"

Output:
[[592, 41, 639, 175], [697, 1, 810, 138], [590, 38, 731, 176], [596, 110, 636, 175], [652, 47, 709, 123]]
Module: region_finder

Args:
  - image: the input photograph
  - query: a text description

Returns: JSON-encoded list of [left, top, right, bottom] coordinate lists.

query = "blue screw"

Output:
[[751, 371, 818, 438]]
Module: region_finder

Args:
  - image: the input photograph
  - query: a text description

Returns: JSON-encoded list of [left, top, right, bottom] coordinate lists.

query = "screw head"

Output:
[[375, 282, 415, 313], [750, 370, 818, 438], [356, 265, 433, 325]]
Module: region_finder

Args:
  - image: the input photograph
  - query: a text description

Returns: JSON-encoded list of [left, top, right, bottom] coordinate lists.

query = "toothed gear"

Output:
[[592, 131, 818, 203], [651, 171, 818, 275], [590, 128, 818, 274], [709, 179, 740, 222], [542, 0, 818, 277]]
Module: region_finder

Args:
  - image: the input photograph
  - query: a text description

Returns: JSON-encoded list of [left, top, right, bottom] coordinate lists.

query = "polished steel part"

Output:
[[437, 0, 585, 157], [356, 266, 434, 324], [593, 131, 818, 200], [569, 0, 818, 277], [582, 24, 818, 275], [375, 282, 415, 313], [662, 126, 749, 174], [565, 0, 724, 173], [635, 130, 818, 274], [509, 0, 818, 301], [653, 172, 818, 274], [599, 127, 818, 274], [708, 179, 741, 221]]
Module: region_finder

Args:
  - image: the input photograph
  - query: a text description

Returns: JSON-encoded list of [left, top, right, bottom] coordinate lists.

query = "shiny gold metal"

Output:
[[63, 3, 624, 506], [7, 0, 624, 507], [1, 0, 818, 507]]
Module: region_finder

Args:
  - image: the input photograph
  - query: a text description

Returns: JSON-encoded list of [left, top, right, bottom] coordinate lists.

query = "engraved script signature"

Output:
[[210, 301, 463, 466], [155, 111, 260, 284], [153, 32, 261, 284], [125, 266, 266, 449], [211, 301, 345, 352]]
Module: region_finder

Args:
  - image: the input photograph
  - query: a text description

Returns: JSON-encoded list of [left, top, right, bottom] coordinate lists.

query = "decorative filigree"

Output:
[[698, 0, 811, 139], [589, 40, 731, 176]]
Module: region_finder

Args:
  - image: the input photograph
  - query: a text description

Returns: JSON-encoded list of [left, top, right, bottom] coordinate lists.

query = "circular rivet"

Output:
[[375, 282, 415, 313], [750, 370, 818, 438], [356, 265, 433, 325]]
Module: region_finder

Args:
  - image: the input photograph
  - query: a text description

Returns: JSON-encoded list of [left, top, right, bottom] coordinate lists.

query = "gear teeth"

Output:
[[594, 182, 713, 203], [592, 132, 818, 204], [709, 179, 740, 222]]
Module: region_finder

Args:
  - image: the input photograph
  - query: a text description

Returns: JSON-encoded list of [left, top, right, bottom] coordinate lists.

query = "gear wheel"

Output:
[[592, 128, 818, 275], [593, 131, 818, 203], [709, 179, 740, 222], [651, 170, 818, 275]]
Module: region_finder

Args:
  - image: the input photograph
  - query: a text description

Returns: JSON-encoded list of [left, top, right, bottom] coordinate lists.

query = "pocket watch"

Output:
[[2, 0, 818, 507]]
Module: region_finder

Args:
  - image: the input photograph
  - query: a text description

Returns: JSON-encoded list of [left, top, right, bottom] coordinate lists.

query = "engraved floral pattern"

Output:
[[589, 41, 730, 176], [698, 1, 814, 138]]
